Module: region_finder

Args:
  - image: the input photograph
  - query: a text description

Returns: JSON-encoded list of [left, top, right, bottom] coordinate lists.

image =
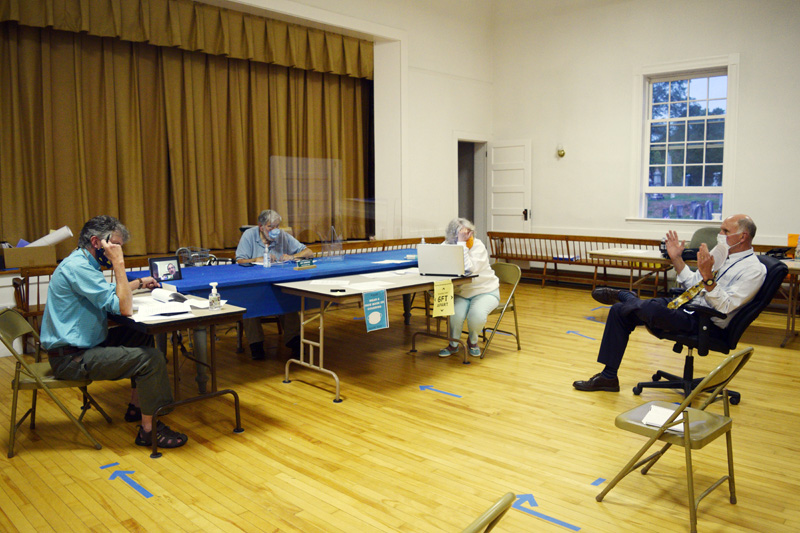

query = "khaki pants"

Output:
[[242, 312, 301, 345]]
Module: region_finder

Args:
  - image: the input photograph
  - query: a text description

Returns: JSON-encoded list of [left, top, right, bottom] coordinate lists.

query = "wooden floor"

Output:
[[1, 282, 798, 532]]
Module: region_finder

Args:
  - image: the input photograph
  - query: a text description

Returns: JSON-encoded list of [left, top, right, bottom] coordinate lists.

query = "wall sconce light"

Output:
[[557, 144, 566, 158]]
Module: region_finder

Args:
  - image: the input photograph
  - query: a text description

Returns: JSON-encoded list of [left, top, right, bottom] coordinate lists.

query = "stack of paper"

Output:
[[642, 404, 684, 433]]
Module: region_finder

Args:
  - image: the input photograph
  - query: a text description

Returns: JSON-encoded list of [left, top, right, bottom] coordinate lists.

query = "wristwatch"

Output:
[[703, 278, 715, 287]]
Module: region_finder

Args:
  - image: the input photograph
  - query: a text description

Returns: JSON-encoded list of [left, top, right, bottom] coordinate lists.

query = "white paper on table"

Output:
[[310, 279, 351, 286], [642, 405, 684, 433], [349, 281, 393, 291], [134, 311, 195, 322], [371, 259, 411, 264], [134, 301, 192, 320], [362, 272, 402, 279], [188, 299, 227, 309]]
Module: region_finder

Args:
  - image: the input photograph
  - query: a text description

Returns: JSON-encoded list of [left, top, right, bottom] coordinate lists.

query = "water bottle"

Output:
[[263, 248, 271, 268]]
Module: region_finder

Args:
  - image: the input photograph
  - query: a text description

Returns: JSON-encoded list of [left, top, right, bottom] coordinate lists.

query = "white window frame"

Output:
[[627, 54, 739, 223]]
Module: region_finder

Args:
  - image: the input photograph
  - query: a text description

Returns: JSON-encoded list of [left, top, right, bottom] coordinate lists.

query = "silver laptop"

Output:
[[417, 244, 465, 276]]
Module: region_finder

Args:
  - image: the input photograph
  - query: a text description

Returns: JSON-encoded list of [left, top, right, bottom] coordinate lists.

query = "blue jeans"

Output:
[[448, 289, 501, 345]]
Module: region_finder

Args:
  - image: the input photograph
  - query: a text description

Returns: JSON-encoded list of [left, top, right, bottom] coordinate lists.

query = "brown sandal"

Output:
[[135, 421, 188, 448]]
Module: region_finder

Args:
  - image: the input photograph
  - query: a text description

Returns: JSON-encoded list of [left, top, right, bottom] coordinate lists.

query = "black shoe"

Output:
[[573, 373, 620, 392], [591, 287, 624, 305], [285, 335, 301, 358], [250, 342, 266, 361]]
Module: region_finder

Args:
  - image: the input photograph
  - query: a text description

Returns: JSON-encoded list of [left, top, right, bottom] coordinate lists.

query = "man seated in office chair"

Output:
[[235, 209, 313, 360], [573, 214, 766, 392], [40, 216, 188, 448]]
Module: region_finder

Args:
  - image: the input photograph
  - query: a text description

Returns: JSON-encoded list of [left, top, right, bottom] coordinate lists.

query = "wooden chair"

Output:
[[12, 265, 56, 353], [0, 308, 111, 458], [596, 347, 753, 533], [461, 492, 515, 533]]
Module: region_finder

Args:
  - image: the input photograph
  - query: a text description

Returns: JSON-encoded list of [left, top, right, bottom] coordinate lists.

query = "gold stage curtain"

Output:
[[0, 16, 370, 255], [0, 0, 373, 79]]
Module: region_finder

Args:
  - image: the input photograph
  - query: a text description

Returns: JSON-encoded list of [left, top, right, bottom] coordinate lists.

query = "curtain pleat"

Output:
[[0, 21, 371, 254], [0, 0, 373, 79]]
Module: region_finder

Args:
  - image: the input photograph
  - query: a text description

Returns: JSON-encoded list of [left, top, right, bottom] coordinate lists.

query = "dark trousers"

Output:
[[49, 326, 172, 416], [598, 297, 699, 370]]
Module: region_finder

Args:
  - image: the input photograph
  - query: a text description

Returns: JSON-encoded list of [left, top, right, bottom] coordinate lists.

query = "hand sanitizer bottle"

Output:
[[209, 282, 221, 311], [263, 248, 271, 268], [421, 236, 426, 244]]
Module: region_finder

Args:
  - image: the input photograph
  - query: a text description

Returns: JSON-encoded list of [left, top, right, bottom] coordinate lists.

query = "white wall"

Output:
[[217, 0, 495, 239], [491, 0, 800, 244], [208, 0, 800, 244]]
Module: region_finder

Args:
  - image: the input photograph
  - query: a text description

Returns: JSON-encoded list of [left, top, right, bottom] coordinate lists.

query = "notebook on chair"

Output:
[[417, 244, 465, 276]]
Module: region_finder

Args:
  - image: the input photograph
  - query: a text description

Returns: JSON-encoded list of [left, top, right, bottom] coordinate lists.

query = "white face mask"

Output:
[[711, 232, 742, 271]]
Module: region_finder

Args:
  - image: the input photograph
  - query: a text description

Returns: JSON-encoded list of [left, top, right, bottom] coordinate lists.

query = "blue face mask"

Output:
[[95, 246, 112, 268], [268, 228, 281, 240]]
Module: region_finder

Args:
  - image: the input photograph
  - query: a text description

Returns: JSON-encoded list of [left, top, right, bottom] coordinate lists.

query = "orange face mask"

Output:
[[466, 236, 474, 249]]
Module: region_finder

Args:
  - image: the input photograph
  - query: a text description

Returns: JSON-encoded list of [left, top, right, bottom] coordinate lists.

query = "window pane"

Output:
[[652, 81, 669, 103], [670, 103, 687, 118], [671, 79, 688, 101], [685, 166, 703, 186], [652, 104, 668, 119], [650, 122, 667, 142], [686, 143, 704, 164], [709, 75, 727, 99], [687, 120, 705, 141], [689, 78, 707, 100], [709, 99, 726, 116], [649, 167, 665, 186], [645, 193, 722, 220], [667, 145, 685, 165], [688, 100, 707, 117], [705, 166, 723, 186], [707, 119, 725, 140], [666, 166, 684, 186], [706, 142, 724, 163], [649, 146, 666, 165], [668, 123, 685, 142]]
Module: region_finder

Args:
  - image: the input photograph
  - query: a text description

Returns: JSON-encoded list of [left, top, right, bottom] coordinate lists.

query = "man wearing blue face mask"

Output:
[[236, 209, 313, 360], [573, 214, 766, 392], [40, 216, 188, 449]]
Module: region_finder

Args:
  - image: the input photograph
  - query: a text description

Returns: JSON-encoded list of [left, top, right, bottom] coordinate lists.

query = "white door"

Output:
[[487, 140, 532, 232]]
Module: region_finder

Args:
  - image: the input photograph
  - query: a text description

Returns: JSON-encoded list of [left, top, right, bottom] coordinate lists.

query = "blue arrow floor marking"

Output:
[[513, 494, 580, 531], [419, 385, 461, 398], [566, 331, 596, 340], [103, 467, 153, 499]]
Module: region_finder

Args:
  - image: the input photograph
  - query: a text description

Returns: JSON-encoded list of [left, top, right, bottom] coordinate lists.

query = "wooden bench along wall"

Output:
[[486, 232, 671, 296]]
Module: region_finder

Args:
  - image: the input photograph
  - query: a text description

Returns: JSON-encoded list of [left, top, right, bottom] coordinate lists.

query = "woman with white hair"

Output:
[[439, 218, 500, 357]]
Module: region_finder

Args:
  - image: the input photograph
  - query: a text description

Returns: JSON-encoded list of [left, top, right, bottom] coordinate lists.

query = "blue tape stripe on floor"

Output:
[[591, 478, 605, 486], [100, 462, 120, 469]]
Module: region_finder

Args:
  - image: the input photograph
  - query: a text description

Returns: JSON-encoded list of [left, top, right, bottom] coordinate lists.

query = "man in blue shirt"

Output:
[[235, 209, 313, 360], [40, 216, 188, 449]]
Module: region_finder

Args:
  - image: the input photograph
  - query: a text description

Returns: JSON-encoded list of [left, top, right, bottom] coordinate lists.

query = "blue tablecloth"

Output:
[[128, 250, 418, 318]]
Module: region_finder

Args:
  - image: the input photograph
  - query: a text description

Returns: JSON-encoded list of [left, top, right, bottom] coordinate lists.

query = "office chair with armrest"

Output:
[[636, 255, 788, 404], [0, 308, 112, 457], [687, 226, 719, 251], [597, 347, 753, 533]]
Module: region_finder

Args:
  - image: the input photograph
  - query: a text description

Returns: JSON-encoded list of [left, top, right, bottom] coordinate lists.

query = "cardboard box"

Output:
[[1, 245, 57, 268]]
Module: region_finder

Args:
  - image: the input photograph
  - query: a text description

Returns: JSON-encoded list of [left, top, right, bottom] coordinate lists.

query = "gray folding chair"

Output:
[[0, 308, 111, 457]]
